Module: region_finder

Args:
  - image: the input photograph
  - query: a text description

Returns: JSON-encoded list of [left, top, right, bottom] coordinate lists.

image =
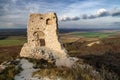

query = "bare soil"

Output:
[[0, 46, 22, 63]]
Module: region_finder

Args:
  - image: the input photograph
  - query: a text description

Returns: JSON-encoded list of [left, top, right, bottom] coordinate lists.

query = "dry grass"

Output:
[[0, 59, 22, 80], [30, 59, 102, 80]]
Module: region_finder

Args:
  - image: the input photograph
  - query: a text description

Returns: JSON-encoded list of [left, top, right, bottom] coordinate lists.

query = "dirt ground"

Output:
[[0, 46, 22, 63]]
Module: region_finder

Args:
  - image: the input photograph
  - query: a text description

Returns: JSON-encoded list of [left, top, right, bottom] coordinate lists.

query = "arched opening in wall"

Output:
[[46, 18, 52, 25], [37, 31, 45, 38], [33, 31, 45, 46]]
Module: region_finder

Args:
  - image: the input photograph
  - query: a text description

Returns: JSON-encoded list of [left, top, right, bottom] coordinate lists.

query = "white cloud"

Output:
[[60, 8, 120, 21], [0, 0, 120, 29], [60, 16, 80, 21], [96, 8, 108, 16]]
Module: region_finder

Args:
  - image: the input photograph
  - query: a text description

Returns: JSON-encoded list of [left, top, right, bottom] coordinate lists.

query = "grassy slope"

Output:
[[0, 36, 26, 47]]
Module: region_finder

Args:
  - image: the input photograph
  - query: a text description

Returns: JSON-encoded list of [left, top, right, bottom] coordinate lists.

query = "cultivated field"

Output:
[[0, 36, 26, 47]]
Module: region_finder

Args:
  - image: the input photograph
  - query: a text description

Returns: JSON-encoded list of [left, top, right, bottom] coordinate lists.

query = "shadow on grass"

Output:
[[77, 53, 120, 79]]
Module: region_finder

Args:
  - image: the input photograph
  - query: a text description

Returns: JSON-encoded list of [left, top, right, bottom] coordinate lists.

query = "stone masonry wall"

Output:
[[20, 12, 67, 59]]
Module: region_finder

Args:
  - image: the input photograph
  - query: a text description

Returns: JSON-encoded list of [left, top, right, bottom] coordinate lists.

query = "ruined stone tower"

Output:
[[20, 12, 67, 60]]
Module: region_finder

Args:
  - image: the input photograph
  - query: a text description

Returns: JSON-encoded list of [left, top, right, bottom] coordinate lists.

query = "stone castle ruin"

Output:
[[20, 12, 77, 67]]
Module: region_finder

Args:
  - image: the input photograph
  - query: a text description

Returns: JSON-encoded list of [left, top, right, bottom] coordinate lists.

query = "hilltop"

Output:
[[0, 29, 120, 80]]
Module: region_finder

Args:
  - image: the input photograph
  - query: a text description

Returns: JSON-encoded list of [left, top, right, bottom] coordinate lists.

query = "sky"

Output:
[[0, 0, 120, 29]]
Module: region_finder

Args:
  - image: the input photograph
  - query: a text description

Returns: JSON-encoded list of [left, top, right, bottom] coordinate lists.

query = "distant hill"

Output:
[[0, 29, 26, 36], [0, 28, 120, 36]]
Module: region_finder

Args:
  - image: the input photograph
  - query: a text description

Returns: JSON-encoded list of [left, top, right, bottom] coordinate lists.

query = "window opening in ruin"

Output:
[[40, 17, 43, 20], [53, 16, 55, 19], [40, 39, 45, 46], [46, 19, 52, 25]]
